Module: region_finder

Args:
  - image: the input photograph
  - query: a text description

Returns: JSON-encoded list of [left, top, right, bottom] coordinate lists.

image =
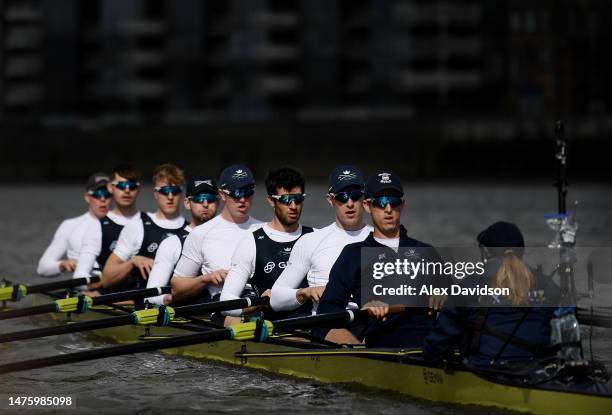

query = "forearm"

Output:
[[171, 275, 207, 302], [101, 256, 134, 288]]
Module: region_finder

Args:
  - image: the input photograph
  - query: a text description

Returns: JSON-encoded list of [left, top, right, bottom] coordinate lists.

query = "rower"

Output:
[[37, 172, 112, 278], [269, 166, 372, 342], [101, 164, 188, 292], [315, 170, 440, 347], [145, 176, 219, 305], [72, 164, 141, 287], [423, 221, 556, 366], [171, 165, 263, 321], [220, 167, 314, 321]]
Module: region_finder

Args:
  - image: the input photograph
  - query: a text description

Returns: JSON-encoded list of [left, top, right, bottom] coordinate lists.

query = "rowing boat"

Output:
[[37, 295, 611, 415]]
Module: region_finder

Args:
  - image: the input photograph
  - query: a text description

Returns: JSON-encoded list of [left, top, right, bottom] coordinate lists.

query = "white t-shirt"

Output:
[[173, 215, 263, 297], [37, 212, 99, 277], [270, 222, 372, 312], [374, 236, 400, 251], [220, 223, 305, 316], [145, 225, 193, 304], [73, 211, 140, 279], [112, 212, 186, 261]]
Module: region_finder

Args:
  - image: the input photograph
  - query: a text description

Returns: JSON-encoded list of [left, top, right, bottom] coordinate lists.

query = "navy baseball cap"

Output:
[[218, 165, 255, 192], [327, 165, 364, 193], [365, 170, 403, 198], [86, 172, 110, 191], [186, 176, 217, 197]]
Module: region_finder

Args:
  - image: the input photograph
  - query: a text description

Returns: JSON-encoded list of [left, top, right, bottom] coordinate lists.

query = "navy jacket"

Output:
[[423, 305, 554, 367], [315, 226, 441, 348]]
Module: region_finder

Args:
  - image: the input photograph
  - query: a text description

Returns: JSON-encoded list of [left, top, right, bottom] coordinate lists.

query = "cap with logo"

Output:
[[86, 172, 110, 191], [327, 165, 364, 193], [365, 170, 403, 198], [186, 176, 218, 197], [218, 164, 255, 192]]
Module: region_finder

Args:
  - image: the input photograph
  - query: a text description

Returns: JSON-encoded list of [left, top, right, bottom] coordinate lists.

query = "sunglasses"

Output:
[[189, 193, 218, 204], [111, 181, 140, 191], [222, 187, 255, 200], [329, 190, 364, 203], [88, 188, 112, 200], [154, 185, 183, 196], [270, 193, 306, 205], [367, 196, 403, 209]]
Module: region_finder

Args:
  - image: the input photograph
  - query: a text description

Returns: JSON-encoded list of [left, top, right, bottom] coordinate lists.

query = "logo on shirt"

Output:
[[338, 170, 356, 181], [147, 242, 159, 253], [279, 247, 292, 257], [264, 262, 276, 273], [109, 240, 117, 251], [264, 261, 287, 274], [378, 173, 392, 184]]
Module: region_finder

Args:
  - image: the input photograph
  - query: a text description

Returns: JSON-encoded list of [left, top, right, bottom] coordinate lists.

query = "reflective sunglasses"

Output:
[[329, 190, 364, 203], [88, 188, 112, 200], [222, 187, 255, 200], [111, 181, 140, 191], [270, 193, 306, 205], [367, 196, 403, 209], [154, 185, 183, 196], [189, 193, 218, 204]]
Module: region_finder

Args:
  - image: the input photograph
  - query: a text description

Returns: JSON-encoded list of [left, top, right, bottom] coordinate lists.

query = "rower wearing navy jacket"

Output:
[[220, 167, 314, 320], [315, 170, 444, 347], [423, 222, 556, 367]]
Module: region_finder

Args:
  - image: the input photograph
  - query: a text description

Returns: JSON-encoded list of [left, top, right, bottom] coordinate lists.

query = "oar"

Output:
[[0, 287, 170, 320], [0, 307, 400, 374], [0, 276, 101, 302], [0, 297, 270, 343]]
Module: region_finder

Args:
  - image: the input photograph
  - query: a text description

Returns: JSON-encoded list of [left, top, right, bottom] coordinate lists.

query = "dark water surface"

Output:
[[0, 183, 611, 414]]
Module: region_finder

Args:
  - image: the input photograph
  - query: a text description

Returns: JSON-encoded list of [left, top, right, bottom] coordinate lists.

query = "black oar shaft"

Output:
[[26, 276, 101, 294], [0, 315, 134, 343], [0, 329, 232, 374], [0, 304, 56, 320], [176, 296, 269, 316], [91, 287, 170, 305]]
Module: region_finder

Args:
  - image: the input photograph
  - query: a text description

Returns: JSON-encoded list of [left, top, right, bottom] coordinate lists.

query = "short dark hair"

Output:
[[111, 164, 140, 182], [265, 167, 305, 195]]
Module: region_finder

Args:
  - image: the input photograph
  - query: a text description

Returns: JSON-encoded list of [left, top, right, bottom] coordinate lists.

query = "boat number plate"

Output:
[[422, 368, 444, 385]]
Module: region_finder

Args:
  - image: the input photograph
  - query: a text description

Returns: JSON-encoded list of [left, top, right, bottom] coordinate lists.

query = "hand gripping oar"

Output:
[[0, 276, 101, 302], [0, 306, 405, 374], [0, 286, 170, 320], [0, 296, 271, 343]]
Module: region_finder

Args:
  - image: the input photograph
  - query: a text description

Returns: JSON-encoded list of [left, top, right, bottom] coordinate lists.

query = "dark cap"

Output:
[[365, 170, 403, 198], [327, 165, 364, 193], [218, 164, 255, 192], [186, 176, 218, 197], [86, 172, 110, 191], [477, 221, 525, 248]]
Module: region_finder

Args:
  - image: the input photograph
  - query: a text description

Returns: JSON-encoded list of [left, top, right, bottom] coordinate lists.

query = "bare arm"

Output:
[[171, 271, 227, 302], [101, 253, 135, 288]]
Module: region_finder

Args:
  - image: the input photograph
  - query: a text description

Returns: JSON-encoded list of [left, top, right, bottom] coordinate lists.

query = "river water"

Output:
[[0, 182, 611, 414]]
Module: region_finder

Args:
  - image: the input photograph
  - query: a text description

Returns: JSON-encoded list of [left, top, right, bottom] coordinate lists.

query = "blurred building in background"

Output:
[[0, 0, 610, 180]]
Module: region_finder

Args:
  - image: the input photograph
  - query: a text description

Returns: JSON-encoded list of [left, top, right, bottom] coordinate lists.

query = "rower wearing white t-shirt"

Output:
[[73, 165, 141, 284], [172, 165, 263, 313], [220, 167, 314, 320], [145, 176, 219, 305], [37, 173, 112, 277], [102, 164, 188, 292], [270, 165, 372, 342]]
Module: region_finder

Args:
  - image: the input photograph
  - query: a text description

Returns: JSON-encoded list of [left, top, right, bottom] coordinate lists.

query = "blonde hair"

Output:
[[491, 250, 533, 305], [152, 163, 185, 186]]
